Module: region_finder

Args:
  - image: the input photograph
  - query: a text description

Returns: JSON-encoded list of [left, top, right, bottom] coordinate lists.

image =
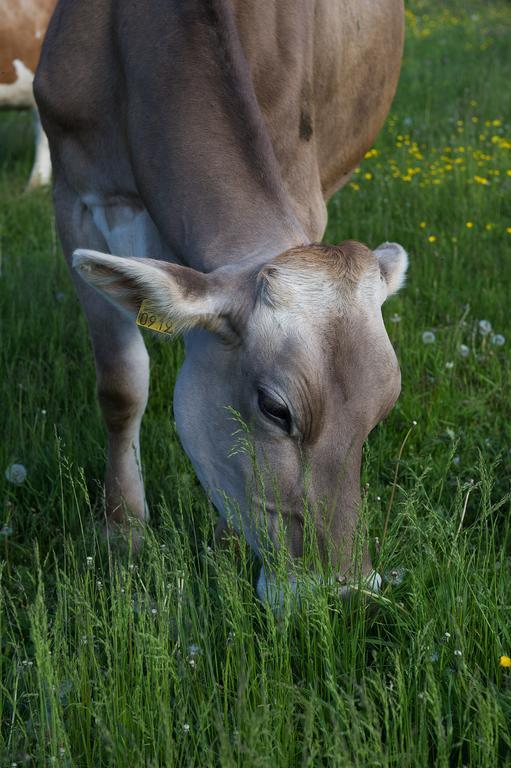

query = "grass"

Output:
[[1, 0, 511, 765]]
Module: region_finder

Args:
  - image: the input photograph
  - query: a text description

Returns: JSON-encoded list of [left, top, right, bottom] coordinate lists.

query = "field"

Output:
[[1, 1, 511, 765]]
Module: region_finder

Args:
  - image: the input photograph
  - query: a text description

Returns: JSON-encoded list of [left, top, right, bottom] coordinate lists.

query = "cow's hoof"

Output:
[[101, 516, 146, 554]]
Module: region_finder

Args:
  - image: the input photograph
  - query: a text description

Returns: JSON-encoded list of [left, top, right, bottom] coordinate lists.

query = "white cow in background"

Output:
[[0, 0, 55, 189]]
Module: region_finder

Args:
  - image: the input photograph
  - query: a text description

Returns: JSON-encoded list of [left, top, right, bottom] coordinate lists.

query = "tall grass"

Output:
[[1, 1, 510, 765]]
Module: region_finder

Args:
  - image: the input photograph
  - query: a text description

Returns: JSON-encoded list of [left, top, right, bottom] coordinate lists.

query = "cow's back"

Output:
[[233, 0, 404, 202], [36, 0, 403, 240]]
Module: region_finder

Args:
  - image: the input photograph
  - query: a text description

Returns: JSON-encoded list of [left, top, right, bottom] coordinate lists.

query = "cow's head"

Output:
[[74, 240, 407, 601]]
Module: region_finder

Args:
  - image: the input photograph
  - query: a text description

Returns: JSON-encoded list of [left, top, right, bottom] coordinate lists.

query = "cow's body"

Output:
[[35, 0, 406, 600], [0, 0, 55, 188]]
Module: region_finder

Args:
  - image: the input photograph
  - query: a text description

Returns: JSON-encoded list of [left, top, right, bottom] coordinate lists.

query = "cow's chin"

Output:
[[256, 566, 382, 614]]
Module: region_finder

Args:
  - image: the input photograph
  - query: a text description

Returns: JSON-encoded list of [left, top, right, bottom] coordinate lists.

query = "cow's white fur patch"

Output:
[[0, 59, 35, 107], [82, 197, 165, 260]]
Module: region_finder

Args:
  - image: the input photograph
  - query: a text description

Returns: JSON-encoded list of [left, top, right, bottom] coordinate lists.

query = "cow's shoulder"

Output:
[[35, 0, 117, 129]]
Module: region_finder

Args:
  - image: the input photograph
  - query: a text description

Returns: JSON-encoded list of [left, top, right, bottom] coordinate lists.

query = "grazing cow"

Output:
[[35, 0, 406, 601], [0, 0, 55, 188]]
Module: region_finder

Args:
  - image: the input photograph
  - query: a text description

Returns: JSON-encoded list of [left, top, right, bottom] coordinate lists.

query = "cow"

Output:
[[34, 0, 406, 604], [0, 0, 55, 189]]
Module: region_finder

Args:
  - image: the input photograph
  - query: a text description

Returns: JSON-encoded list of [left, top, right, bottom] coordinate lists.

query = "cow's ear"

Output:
[[374, 242, 408, 298], [73, 249, 236, 339]]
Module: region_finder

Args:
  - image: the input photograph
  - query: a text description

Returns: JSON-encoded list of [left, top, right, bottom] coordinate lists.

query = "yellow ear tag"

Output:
[[136, 299, 174, 335]]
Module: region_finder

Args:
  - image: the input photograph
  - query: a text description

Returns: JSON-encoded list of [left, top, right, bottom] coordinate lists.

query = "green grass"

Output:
[[1, 1, 511, 765]]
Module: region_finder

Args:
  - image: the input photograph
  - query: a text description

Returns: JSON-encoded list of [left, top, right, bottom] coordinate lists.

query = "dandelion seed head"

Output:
[[491, 334, 505, 346], [5, 463, 27, 485], [386, 567, 406, 586], [86, 556, 93, 568], [445, 361, 454, 369], [390, 313, 402, 324], [459, 344, 470, 358], [183, 723, 190, 733], [422, 331, 436, 345], [478, 319, 492, 335], [454, 649, 462, 657]]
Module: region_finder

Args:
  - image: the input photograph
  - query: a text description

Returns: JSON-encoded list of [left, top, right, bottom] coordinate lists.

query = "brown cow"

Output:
[[35, 0, 406, 606], [0, 0, 55, 188]]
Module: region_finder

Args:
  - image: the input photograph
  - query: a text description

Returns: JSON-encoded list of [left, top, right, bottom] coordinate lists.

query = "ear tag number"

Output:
[[136, 299, 174, 335]]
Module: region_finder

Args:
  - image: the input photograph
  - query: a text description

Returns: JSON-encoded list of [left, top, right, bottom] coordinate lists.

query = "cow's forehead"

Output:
[[254, 240, 381, 319]]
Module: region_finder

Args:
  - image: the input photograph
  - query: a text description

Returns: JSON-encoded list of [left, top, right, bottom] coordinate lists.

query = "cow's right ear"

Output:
[[374, 242, 409, 299], [73, 249, 236, 339]]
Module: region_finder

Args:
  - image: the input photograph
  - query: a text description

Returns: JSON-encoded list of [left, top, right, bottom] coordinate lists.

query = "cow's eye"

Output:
[[257, 389, 292, 434]]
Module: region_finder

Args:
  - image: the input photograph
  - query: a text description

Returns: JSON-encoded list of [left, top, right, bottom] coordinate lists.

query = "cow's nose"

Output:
[[257, 567, 381, 612], [336, 569, 382, 597]]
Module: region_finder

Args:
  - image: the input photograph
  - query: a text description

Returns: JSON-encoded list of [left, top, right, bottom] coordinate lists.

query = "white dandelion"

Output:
[[5, 463, 27, 485]]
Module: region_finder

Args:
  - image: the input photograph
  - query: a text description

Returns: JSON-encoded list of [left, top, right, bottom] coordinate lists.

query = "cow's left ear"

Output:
[[72, 249, 237, 340], [374, 242, 408, 299]]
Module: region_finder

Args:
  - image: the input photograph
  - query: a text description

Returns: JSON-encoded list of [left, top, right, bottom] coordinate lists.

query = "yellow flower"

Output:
[[507, 227, 511, 235], [499, 655, 511, 668], [507, 170, 511, 177], [474, 176, 489, 185], [364, 172, 373, 181], [485, 223, 494, 231], [419, 221, 426, 229], [428, 235, 436, 243], [466, 222, 474, 229]]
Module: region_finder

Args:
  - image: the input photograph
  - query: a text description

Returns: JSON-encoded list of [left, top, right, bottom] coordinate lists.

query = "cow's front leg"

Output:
[[95, 319, 150, 539], [27, 110, 52, 190], [53, 177, 150, 545]]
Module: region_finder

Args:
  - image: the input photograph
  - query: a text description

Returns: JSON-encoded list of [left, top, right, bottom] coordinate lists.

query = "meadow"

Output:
[[1, 1, 510, 765]]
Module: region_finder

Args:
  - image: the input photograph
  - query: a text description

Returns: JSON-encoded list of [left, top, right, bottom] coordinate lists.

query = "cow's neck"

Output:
[[128, 0, 306, 272]]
